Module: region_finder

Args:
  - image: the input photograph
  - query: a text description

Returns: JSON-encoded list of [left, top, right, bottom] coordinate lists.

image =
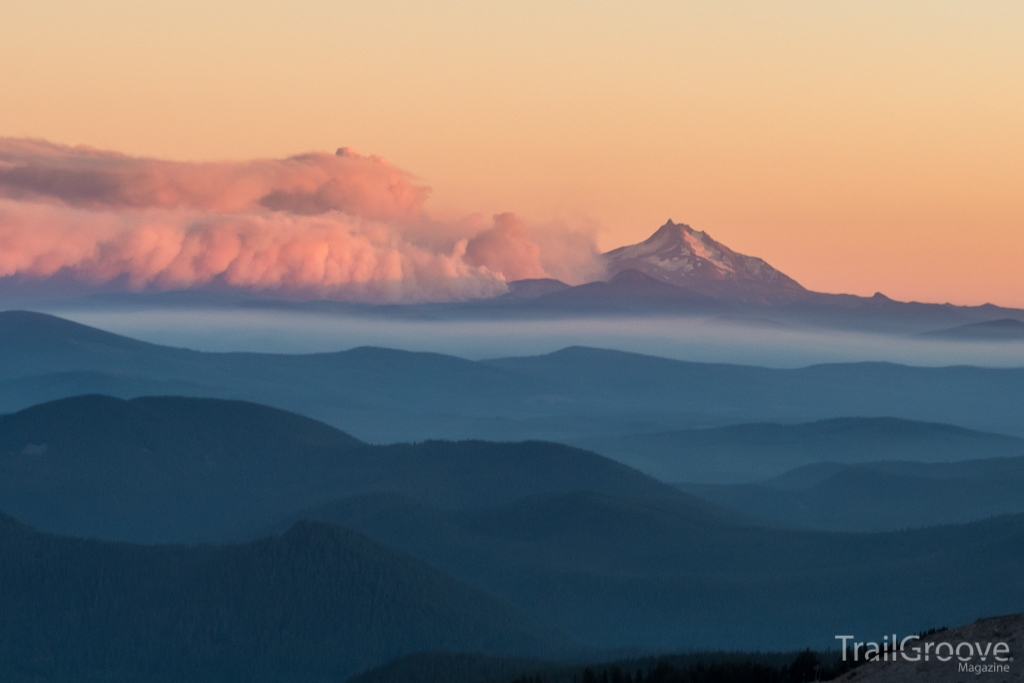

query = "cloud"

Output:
[[0, 199, 511, 301], [0, 139, 427, 220], [0, 139, 601, 301], [464, 213, 548, 282]]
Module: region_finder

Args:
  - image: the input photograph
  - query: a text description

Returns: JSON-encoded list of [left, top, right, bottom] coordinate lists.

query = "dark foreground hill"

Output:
[[3, 311, 1024, 442], [0, 395, 717, 542], [680, 456, 1024, 531], [0, 515, 569, 683], [348, 649, 826, 683], [573, 418, 1024, 483], [352, 613, 1024, 683], [832, 613, 1023, 682], [303, 492, 1024, 650]]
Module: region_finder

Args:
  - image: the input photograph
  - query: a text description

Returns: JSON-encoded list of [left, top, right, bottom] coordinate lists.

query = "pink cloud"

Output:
[[0, 139, 427, 220], [0, 139, 600, 301], [0, 200, 508, 301], [464, 213, 548, 282]]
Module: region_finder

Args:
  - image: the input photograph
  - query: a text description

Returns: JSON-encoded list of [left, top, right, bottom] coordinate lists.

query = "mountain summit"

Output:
[[603, 220, 808, 303]]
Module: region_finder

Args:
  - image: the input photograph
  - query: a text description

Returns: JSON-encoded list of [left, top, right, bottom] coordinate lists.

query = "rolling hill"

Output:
[[571, 417, 1024, 484], [299, 491, 1024, 650], [3, 312, 1024, 445], [2, 392, 1023, 655], [0, 514, 570, 683], [0, 394, 719, 542], [678, 456, 1024, 531], [919, 317, 1024, 340]]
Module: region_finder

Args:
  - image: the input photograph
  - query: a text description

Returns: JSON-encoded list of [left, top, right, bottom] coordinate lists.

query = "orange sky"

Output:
[[1, 1, 1021, 306]]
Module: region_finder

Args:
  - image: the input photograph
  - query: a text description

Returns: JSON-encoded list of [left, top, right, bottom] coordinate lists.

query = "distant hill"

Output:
[[482, 348, 1024, 439], [0, 395, 715, 542], [919, 317, 1024, 340], [0, 309, 200, 380], [571, 417, 1024, 483], [516, 269, 717, 312], [301, 491, 1024, 650], [0, 515, 568, 683], [501, 278, 572, 300], [3, 311, 1024, 444], [678, 456, 1024, 531], [0, 395, 363, 541]]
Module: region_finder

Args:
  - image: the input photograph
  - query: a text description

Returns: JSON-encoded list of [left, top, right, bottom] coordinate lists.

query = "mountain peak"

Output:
[[602, 221, 807, 303]]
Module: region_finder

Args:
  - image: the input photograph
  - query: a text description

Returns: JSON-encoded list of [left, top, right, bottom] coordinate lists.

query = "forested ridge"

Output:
[[0, 515, 567, 682]]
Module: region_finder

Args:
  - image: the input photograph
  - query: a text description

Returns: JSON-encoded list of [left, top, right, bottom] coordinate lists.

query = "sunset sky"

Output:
[[1, 1, 1021, 306]]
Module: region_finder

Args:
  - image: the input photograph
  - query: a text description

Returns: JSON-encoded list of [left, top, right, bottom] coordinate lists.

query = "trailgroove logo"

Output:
[[835, 634, 1012, 675]]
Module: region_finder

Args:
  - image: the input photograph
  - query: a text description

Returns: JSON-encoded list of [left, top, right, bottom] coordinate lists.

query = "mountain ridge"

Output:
[[919, 317, 1024, 340], [602, 220, 809, 304], [299, 489, 1024, 649], [679, 455, 1024, 531], [572, 416, 1024, 483], [3, 311, 1024, 445], [486, 220, 1024, 322], [0, 393, 722, 542]]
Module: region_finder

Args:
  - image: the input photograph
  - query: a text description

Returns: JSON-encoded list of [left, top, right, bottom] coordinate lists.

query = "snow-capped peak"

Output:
[[602, 220, 807, 303]]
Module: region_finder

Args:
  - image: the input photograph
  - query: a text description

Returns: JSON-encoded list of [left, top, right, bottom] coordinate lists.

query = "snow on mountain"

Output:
[[603, 220, 808, 303]]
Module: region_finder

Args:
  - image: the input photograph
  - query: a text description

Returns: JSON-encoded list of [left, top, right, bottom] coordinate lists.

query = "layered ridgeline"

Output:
[[679, 456, 1024, 532], [302, 492, 1024, 650], [492, 220, 1024, 331], [2, 311, 1024, 443], [578, 418, 1024, 531], [1, 395, 1023, 654], [0, 514, 569, 683], [0, 395, 706, 543], [573, 418, 1024, 483], [919, 317, 1024, 340]]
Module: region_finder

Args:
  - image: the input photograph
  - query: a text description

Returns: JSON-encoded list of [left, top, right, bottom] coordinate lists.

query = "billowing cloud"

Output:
[[0, 200, 505, 300], [0, 138, 600, 301], [464, 213, 548, 282], [0, 139, 426, 220]]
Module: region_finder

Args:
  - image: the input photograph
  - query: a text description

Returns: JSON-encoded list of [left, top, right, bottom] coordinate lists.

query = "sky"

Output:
[[1, 1, 1022, 306]]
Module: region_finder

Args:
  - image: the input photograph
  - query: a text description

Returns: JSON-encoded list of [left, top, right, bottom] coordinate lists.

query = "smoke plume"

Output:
[[0, 138, 599, 301]]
